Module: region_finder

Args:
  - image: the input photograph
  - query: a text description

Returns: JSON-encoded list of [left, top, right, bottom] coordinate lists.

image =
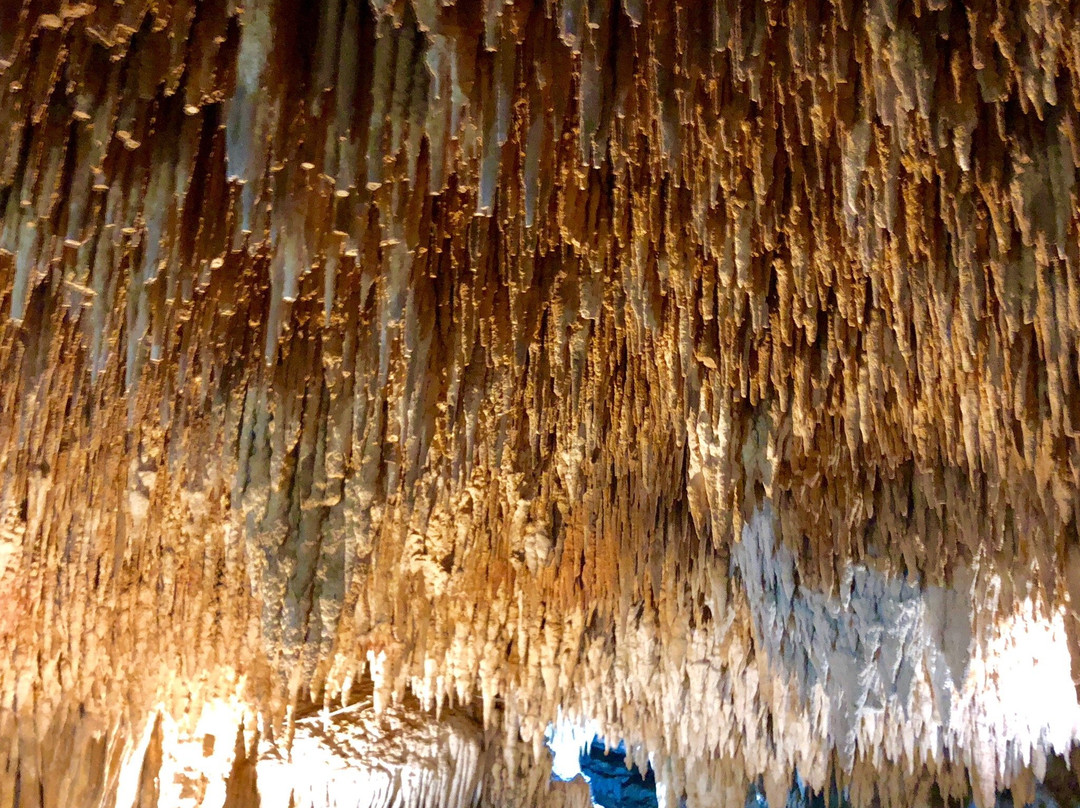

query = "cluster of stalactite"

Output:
[[2, 0, 1080, 806]]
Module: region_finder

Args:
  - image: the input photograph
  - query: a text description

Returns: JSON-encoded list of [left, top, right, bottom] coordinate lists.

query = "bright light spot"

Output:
[[115, 710, 163, 808], [114, 695, 248, 808], [952, 586, 1080, 802], [545, 712, 600, 782], [973, 597, 1080, 756]]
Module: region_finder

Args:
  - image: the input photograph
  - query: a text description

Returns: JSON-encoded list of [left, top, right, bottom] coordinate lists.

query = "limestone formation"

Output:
[[2, 0, 1080, 805]]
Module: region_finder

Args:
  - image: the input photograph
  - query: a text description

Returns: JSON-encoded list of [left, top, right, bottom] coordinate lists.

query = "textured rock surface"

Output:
[[2, 0, 1080, 805]]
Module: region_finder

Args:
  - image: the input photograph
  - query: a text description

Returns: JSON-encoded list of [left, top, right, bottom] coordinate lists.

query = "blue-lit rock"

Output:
[[579, 740, 658, 808]]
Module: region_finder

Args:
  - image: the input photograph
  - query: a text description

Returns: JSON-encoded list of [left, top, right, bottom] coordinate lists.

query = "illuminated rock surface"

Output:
[[2, 0, 1080, 805]]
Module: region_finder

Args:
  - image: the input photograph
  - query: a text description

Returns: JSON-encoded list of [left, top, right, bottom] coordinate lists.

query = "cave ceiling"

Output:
[[2, 0, 1080, 806]]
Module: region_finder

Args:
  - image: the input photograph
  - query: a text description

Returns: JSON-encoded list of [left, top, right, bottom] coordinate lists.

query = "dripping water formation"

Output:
[[5, 0, 1080, 806]]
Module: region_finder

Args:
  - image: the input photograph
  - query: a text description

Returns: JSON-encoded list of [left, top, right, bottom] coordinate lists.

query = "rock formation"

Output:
[[2, 0, 1080, 805]]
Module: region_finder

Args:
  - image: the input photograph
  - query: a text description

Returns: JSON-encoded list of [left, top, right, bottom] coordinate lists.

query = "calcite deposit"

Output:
[[2, 0, 1080, 805]]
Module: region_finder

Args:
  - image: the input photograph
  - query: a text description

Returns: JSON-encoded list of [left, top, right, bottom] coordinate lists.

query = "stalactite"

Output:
[[3, 0, 1080, 806]]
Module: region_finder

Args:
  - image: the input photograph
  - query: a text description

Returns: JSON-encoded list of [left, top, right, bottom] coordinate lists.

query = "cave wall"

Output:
[[2, 0, 1080, 805]]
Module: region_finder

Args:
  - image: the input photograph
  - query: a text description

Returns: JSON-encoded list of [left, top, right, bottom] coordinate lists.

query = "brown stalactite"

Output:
[[2, 0, 1080, 806]]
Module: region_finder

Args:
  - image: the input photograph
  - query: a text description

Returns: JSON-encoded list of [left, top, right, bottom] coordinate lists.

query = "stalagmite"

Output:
[[3, 0, 1080, 806]]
